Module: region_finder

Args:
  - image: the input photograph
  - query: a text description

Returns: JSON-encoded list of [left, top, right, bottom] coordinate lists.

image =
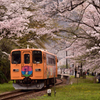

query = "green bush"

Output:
[[0, 51, 10, 83]]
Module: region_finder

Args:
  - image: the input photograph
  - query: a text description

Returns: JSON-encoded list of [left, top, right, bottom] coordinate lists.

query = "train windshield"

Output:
[[12, 51, 21, 64], [33, 51, 42, 64]]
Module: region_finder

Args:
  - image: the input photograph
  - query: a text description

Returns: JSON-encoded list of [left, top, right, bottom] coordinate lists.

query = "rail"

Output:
[[0, 90, 34, 100]]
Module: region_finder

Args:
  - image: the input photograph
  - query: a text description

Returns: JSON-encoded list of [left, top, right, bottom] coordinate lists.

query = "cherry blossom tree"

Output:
[[0, 0, 59, 50], [0, 0, 100, 72], [39, 0, 100, 71], [60, 0, 100, 72]]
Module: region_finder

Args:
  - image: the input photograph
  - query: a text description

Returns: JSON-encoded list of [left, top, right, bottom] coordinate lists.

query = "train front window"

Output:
[[24, 54, 30, 64], [33, 51, 42, 64], [12, 51, 21, 64]]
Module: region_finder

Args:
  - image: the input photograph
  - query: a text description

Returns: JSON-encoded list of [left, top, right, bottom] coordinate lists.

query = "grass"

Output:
[[0, 81, 15, 93], [31, 76, 100, 100], [0, 76, 100, 100]]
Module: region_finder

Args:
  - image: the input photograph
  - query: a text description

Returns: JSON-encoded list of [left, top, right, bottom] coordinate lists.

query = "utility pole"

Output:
[[54, 72, 56, 96], [53, 66, 56, 96], [66, 51, 68, 68]]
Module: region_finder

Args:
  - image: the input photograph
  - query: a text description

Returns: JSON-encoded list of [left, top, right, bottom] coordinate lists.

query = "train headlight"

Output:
[[35, 69, 41, 71], [13, 69, 19, 72]]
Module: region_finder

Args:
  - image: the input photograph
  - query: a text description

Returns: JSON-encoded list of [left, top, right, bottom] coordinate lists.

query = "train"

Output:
[[10, 48, 58, 90]]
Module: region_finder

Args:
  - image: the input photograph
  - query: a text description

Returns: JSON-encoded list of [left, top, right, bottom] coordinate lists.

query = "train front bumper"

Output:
[[13, 83, 44, 90]]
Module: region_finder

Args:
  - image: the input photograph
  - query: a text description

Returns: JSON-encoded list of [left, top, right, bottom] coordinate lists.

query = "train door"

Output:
[[43, 53, 47, 79], [21, 51, 33, 77]]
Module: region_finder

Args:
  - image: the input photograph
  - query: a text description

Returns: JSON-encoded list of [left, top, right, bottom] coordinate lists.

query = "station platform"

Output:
[[57, 74, 70, 84]]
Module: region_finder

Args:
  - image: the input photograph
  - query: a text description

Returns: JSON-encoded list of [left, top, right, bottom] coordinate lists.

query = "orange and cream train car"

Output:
[[10, 49, 57, 90]]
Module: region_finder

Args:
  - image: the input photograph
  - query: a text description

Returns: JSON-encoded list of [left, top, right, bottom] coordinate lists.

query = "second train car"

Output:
[[10, 49, 57, 90]]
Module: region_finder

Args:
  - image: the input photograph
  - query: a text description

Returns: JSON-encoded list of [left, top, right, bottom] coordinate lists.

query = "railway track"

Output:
[[0, 90, 34, 100], [0, 79, 63, 100], [56, 78, 63, 85]]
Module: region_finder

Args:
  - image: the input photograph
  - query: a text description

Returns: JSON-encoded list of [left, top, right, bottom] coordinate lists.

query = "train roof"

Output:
[[11, 48, 56, 56]]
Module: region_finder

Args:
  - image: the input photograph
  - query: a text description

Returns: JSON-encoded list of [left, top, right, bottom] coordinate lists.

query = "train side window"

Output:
[[24, 54, 30, 64], [33, 51, 42, 64], [48, 57, 55, 65], [46, 54, 56, 65], [12, 51, 21, 64]]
